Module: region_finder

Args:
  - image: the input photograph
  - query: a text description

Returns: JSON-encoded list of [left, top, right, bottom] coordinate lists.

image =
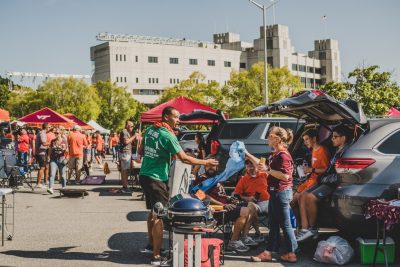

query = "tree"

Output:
[[321, 65, 400, 116], [0, 76, 12, 108], [36, 77, 101, 121], [222, 63, 302, 117], [157, 72, 225, 110], [5, 86, 40, 118], [95, 80, 148, 131]]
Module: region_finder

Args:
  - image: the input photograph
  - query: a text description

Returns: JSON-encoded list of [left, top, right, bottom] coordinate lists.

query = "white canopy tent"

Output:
[[87, 120, 110, 134]]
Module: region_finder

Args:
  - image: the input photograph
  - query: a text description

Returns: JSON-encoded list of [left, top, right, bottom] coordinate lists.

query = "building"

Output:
[[90, 24, 341, 104]]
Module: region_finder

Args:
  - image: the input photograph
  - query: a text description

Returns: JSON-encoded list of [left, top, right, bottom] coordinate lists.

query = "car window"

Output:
[[377, 131, 400, 154], [260, 121, 300, 139], [219, 123, 258, 139], [181, 133, 196, 141]]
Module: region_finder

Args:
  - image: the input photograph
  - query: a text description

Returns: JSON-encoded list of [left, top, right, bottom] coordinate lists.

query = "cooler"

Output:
[[357, 237, 395, 265]]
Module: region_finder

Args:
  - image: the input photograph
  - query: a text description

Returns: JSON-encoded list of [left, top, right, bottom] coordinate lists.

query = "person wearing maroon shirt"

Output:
[[246, 126, 298, 263], [17, 128, 30, 171]]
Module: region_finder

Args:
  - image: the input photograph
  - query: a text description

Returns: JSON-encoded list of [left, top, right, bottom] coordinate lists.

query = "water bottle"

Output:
[[289, 207, 297, 229]]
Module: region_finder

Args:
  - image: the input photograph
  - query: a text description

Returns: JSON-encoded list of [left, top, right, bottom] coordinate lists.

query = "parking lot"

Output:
[[0, 157, 390, 266]]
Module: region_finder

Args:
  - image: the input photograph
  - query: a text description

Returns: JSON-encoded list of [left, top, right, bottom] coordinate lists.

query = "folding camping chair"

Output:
[[1, 149, 35, 191]]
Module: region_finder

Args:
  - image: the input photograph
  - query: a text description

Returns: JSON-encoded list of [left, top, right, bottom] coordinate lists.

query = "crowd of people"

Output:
[[137, 106, 351, 266]]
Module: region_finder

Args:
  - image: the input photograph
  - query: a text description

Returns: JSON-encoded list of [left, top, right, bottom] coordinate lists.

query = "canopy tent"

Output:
[[64, 113, 94, 130], [0, 108, 10, 121], [387, 107, 400, 117], [87, 120, 110, 134], [19, 107, 74, 128], [140, 96, 217, 124]]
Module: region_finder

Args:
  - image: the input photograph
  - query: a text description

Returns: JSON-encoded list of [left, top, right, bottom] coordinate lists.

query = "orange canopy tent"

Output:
[[19, 107, 74, 128], [388, 107, 400, 117], [64, 113, 94, 130], [0, 108, 10, 121]]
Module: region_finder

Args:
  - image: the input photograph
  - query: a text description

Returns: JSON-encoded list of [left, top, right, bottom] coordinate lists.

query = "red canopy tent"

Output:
[[140, 96, 217, 124], [64, 113, 94, 130], [0, 108, 10, 121], [19, 107, 74, 128], [387, 107, 400, 117]]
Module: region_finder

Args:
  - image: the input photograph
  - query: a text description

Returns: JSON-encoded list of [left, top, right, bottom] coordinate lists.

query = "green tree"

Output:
[[95, 80, 148, 131], [157, 72, 225, 110], [321, 66, 400, 116], [5, 86, 41, 118], [222, 63, 302, 117], [36, 77, 101, 121], [0, 76, 12, 108]]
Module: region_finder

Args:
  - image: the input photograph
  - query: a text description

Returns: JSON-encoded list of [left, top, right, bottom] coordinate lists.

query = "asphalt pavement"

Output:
[[0, 156, 375, 266]]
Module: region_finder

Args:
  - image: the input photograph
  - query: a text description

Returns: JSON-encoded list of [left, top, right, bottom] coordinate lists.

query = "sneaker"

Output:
[[47, 188, 54, 194], [253, 232, 265, 243], [227, 240, 250, 252], [121, 187, 131, 194], [140, 244, 168, 255], [150, 255, 171, 266], [35, 184, 45, 189], [250, 250, 274, 262], [296, 228, 318, 242], [241, 236, 258, 246]]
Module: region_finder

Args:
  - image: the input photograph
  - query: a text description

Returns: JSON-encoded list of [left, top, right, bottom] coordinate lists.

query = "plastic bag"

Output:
[[313, 236, 354, 265]]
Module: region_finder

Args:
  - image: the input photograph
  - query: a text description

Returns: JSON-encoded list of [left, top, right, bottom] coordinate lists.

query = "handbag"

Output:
[[320, 173, 338, 185]]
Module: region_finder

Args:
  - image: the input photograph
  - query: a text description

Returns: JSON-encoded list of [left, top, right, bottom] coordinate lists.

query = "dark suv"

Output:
[[180, 110, 303, 186], [250, 89, 400, 233]]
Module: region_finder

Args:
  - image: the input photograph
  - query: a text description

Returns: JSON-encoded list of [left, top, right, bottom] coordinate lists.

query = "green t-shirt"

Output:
[[139, 126, 182, 181]]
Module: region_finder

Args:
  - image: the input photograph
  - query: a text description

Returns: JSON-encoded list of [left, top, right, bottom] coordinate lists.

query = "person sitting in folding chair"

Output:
[[194, 162, 259, 253], [233, 159, 270, 243]]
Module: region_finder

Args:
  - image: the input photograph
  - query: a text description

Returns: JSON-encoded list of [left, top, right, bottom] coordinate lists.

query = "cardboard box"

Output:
[[357, 237, 395, 265]]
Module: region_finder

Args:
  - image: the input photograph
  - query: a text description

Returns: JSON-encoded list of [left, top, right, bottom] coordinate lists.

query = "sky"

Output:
[[1, 0, 399, 86]]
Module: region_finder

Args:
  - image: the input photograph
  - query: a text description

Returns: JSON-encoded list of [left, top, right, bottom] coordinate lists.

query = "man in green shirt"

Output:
[[139, 106, 218, 266]]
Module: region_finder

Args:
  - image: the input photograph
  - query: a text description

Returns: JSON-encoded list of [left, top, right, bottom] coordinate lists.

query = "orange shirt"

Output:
[[67, 131, 88, 157], [234, 171, 270, 201], [96, 135, 104, 151], [297, 145, 330, 193], [46, 132, 56, 143], [109, 136, 119, 147]]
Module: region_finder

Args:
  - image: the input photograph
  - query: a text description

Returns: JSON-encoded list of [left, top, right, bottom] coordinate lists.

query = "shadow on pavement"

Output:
[[127, 211, 149, 221], [1, 232, 151, 265]]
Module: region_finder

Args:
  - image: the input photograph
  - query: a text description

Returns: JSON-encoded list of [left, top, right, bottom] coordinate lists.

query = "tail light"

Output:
[[335, 158, 376, 174], [210, 140, 220, 155]]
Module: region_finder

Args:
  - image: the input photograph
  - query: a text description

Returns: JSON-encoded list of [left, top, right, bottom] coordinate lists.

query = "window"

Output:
[[148, 78, 151, 83], [120, 55, 123, 61], [319, 52, 326, 60], [152, 78, 155, 83], [181, 133, 196, 141], [299, 65, 307, 72], [177, 79, 179, 83], [148, 56, 158, 63], [207, 60, 215, 66], [267, 56, 273, 67], [377, 131, 400, 154], [189, 58, 198, 65], [307, 66, 314, 73], [170, 57, 179, 64], [292, 64, 298, 71], [124, 55, 126, 61], [219, 123, 258, 139], [136, 77, 139, 83], [116, 77, 119, 82], [135, 56, 138, 62], [224, 61, 231, 67], [170, 78, 172, 84], [240, 62, 246, 69], [116, 54, 118, 61], [267, 39, 273, 49], [124, 77, 127, 82], [156, 78, 159, 83], [315, 68, 322, 74]]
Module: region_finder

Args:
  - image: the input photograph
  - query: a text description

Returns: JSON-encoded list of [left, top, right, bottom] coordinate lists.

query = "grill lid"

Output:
[[169, 197, 207, 212]]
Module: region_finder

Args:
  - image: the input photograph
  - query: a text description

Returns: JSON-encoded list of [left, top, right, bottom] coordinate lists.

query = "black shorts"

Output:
[[214, 206, 242, 224], [139, 175, 169, 210], [307, 184, 335, 200], [35, 154, 47, 168]]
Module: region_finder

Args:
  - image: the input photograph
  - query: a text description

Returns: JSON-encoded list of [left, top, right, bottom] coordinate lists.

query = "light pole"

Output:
[[248, 0, 279, 106]]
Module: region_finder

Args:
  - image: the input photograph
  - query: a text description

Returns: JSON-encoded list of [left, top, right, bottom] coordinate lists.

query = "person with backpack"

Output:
[[35, 123, 50, 188]]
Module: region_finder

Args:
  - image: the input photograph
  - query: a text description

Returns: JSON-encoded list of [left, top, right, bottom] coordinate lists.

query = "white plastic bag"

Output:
[[313, 236, 354, 265]]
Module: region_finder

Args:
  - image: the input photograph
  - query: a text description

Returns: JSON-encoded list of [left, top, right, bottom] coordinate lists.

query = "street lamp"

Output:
[[248, 0, 279, 106]]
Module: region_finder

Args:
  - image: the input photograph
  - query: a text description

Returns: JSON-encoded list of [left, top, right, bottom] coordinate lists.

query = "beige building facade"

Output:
[[91, 24, 341, 104]]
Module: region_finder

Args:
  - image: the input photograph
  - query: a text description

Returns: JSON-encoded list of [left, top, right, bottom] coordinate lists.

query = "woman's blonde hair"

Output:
[[268, 126, 294, 147]]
